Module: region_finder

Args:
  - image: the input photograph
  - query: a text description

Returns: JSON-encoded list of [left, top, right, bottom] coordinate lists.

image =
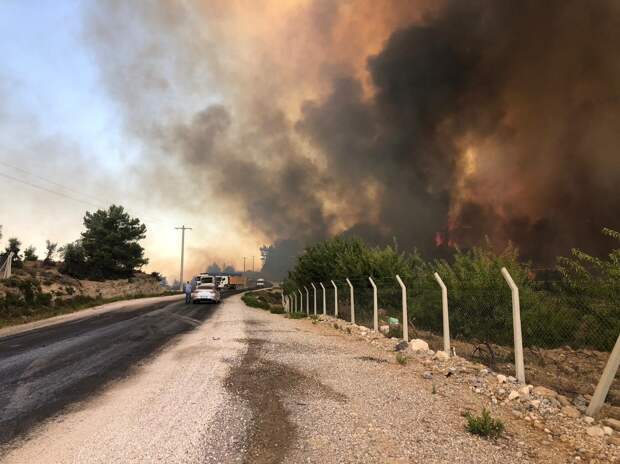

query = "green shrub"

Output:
[[241, 292, 270, 310], [270, 305, 285, 314], [464, 409, 504, 438], [287, 311, 307, 319], [395, 352, 408, 365]]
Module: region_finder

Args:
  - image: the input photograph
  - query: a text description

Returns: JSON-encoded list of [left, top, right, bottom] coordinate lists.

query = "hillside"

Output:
[[0, 260, 168, 327]]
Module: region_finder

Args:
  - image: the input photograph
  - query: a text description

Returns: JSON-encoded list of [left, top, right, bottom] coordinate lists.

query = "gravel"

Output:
[[2, 294, 583, 463]]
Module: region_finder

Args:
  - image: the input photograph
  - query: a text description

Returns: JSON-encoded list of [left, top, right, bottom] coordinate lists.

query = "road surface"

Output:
[[0, 293, 557, 463]]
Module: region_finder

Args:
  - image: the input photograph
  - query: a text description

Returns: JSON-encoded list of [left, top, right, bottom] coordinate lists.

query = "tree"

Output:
[[44, 240, 58, 265], [207, 262, 222, 274], [24, 246, 38, 261], [80, 205, 148, 279], [4, 238, 22, 268], [60, 241, 88, 278], [223, 264, 236, 274]]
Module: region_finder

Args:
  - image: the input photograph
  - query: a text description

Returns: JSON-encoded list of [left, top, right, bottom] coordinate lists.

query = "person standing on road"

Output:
[[184, 281, 192, 304]]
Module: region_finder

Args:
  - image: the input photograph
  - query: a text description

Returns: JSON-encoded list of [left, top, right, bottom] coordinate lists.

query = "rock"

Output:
[[574, 395, 587, 410], [583, 416, 595, 424], [408, 339, 429, 352], [508, 390, 520, 401], [585, 426, 605, 437], [507, 376, 517, 383], [497, 388, 507, 396], [602, 418, 620, 432], [518, 385, 532, 398], [609, 436, 620, 446], [480, 368, 489, 375], [379, 324, 390, 335], [474, 388, 482, 394], [530, 400, 541, 409], [562, 406, 581, 418], [394, 340, 409, 352], [433, 351, 450, 362], [603, 426, 613, 436], [557, 395, 572, 407], [422, 371, 433, 380], [447, 367, 457, 375], [497, 374, 507, 384], [532, 386, 557, 399]]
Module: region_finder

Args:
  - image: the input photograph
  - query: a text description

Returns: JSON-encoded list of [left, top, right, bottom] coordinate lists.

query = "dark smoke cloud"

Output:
[[297, 0, 620, 263], [87, 0, 620, 277]]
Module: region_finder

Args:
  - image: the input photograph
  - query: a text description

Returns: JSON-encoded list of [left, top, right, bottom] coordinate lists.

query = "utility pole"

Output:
[[252, 256, 255, 272], [243, 256, 247, 273], [175, 225, 192, 291]]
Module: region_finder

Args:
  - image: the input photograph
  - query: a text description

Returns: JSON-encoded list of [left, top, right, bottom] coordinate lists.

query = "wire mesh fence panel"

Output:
[[334, 280, 351, 323], [402, 278, 445, 351], [375, 277, 405, 338], [350, 277, 375, 329]]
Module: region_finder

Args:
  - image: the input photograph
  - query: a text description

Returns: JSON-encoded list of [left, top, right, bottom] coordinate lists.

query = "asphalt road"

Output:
[[0, 294, 218, 446]]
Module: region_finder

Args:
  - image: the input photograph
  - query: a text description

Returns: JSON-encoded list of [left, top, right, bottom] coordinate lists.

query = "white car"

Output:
[[191, 284, 221, 304]]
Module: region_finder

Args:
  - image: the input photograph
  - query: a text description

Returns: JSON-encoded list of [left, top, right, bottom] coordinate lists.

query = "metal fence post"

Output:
[[320, 282, 326, 315], [298, 289, 302, 312], [311, 283, 317, 315], [346, 278, 355, 325], [331, 280, 338, 317], [305, 287, 310, 314], [368, 277, 378, 332], [587, 332, 620, 417], [501, 267, 526, 384], [395, 275, 408, 341], [433, 272, 450, 354], [0, 252, 14, 279]]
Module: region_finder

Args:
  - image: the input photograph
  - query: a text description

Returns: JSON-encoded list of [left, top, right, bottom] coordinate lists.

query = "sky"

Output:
[[0, 0, 260, 281]]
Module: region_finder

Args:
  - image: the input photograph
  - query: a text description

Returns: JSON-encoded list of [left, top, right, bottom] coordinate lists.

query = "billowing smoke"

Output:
[[86, 0, 620, 275]]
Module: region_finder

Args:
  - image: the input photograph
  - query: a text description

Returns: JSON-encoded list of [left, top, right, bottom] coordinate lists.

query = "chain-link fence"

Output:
[[286, 273, 620, 405]]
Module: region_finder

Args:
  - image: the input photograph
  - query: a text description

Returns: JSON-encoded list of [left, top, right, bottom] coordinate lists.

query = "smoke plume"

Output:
[[86, 0, 620, 274]]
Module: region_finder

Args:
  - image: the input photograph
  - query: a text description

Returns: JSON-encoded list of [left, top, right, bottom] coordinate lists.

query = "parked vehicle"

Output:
[[215, 275, 229, 289], [191, 284, 221, 304], [196, 274, 215, 286], [256, 278, 265, 287], [228, 275, 247, 289]]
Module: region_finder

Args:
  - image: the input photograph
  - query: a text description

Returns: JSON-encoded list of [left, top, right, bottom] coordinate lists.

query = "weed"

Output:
[[395, 352, 408, 365], [287, 311, 307, 319], [346, 327, 351, 334], [333, 322, 339, 329], [270, 306, 285, 314], [241, 292, 270, 310], [432, 384, 437, 394], [464, 408, 504, 439]]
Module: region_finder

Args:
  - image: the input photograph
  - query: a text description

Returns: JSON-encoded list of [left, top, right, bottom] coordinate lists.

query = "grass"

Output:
[[395, 352, 408, 365], [464, 408, 504, 439], [241, 292, 270, 310], [287, 311, 307, 319], [0, 291, 180, 329], [269, 306, 285, 314]]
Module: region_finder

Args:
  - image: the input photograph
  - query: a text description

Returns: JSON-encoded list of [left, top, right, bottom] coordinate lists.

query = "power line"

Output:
[[0, 169, 176, 226], [0, 160, 108, 205]]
